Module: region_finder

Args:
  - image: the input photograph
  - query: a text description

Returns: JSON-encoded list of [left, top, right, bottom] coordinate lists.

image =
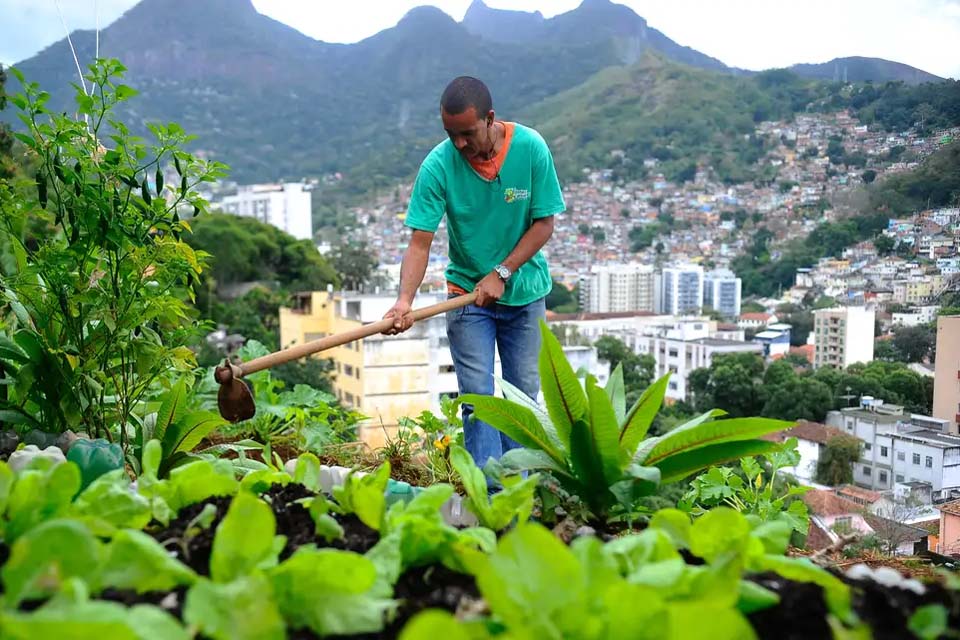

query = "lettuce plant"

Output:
[[448, 443, 538, 531], [460, 321, 789, 521]]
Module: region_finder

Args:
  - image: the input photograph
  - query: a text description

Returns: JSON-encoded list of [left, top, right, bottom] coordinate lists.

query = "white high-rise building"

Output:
[[216, 182, 313, 241], [813, 306, 876, 369], [659, 265, 704, 315], [579, 263, 656, 313], [703, 269, 742, 318]]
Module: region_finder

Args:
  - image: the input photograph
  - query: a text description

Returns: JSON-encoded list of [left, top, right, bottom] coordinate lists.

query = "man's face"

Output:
[[442, 106, 494, 161]]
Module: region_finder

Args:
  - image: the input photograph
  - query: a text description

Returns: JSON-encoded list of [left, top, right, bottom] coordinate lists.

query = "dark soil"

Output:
[[264, 482, 379, 559], [145, 495, 234, 575], [747, 569, 960, 640]]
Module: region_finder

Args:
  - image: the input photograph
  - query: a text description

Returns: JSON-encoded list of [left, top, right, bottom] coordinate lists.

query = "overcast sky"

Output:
[[1, 0, 958, 78]]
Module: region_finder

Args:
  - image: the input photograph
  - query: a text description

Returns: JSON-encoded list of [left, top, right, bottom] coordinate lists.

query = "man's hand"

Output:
[[382, 299, 414, 335], [475, 272, 506, 307]]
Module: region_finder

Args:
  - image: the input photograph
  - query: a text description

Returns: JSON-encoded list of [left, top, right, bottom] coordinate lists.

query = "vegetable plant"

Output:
[[461, 321, 790, 522]]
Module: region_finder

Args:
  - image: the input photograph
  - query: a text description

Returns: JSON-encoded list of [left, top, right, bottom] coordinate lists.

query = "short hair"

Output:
[[440, 76, 492, 117]]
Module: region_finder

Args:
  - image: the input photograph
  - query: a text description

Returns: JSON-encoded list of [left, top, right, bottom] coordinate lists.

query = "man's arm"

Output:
[[383, 229, 434, 333], [474, 216, 554, 307]]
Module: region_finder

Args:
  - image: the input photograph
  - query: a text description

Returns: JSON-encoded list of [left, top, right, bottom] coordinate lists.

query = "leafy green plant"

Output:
[[679, 438, 810, 536], [0, 58, 225, 444], [449, 443, 538, 531], [462, 321, 789, 522], [394, 401, 463, 483]]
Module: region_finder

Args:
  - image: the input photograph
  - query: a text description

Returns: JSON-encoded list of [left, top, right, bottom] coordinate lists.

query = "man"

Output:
[[383, 76, 565, 469]]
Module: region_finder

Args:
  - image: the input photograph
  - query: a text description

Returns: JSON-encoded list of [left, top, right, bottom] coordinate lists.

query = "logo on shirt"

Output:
[[503, 187, 530, 204]]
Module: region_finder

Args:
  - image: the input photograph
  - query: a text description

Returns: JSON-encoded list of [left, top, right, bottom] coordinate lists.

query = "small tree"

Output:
[[868, 493, 929, 556], [815, 434, 861, 486]]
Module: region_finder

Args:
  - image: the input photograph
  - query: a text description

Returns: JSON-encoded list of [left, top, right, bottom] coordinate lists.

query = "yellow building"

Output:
[[279, 289, 457, 447]]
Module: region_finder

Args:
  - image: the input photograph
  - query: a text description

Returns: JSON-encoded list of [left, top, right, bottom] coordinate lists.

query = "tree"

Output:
[[329, 241, 378, 292], [578, 223, 591, 236], [861, 169, 877, 184], [867, 493, 929, 556], [545, 281, 576, 311], [891, 324, 935, 363], [689, 352, 765, 418], [0, 65, 15, 181], [815, 435, 861, 486], [594, 336, 654, 400], [873, 233, 895, 256]]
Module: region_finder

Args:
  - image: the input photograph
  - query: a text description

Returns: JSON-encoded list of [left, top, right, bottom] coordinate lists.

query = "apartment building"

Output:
[[659, 265, 704, 315], [813, 306, 875, 369], [579, 263, 656, 313], [214, 182, 313, 240], [279, 290, 607, 446], [826, 403, 960, 501], [933, 315, 960, 434], [703, 269, 743, 318]]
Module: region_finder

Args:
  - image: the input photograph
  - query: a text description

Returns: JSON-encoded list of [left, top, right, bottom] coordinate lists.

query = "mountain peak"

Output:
[[399, 5, 456, 27]]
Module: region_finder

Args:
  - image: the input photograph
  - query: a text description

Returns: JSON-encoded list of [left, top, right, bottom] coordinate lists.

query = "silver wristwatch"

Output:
[[494, 264, 512, 282]]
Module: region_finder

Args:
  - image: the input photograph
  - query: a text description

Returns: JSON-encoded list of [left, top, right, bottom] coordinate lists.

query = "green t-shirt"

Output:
[[404, 122, 566, 306]]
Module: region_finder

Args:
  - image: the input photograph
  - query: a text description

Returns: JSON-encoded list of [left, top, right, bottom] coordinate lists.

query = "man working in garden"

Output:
[[383, 76, 565, 470]]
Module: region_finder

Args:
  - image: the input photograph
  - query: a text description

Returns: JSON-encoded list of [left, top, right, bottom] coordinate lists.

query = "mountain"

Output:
[[3, 0, 949, 197], [788, 56, 943, 84]]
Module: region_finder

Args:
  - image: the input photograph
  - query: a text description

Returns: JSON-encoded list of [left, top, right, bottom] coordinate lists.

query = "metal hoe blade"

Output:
[[215, 362, 256, 423]]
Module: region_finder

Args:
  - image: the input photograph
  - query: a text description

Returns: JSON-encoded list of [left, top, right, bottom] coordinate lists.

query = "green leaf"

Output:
[[0, 335, 30, 363], [71, 469, 152, 531], [210, 492, 280, 583], [293, 453, 322, 492], [737, 580, 780, 614], [496, 376, 566, 455], [690, 507, 752, 563], [603, 529, 681, 576], [499, 447, 569, 477], [1, 519, 102, 607], [184, 575, 285, 640], [332, 463, 389, 531], [450, 444, 492, 521], [469, 523, 587, 638], [100, 529, 197, 593], [649, 508, 692, 549], [166, 459, 239, 513], [752, 520, 793, 556], [605, 363, 626, 424], [585, 375, 623, 485], [240, 469, 291, 494], [907, 604, 949, 640], [609, 464, 661, 509], [642, 417, 792, 466], [269, 548, 394, 636], [399, 610, 473, 640], [5, 463, 82, 541], [655, 439, 784, 484], [459, 394, 565, 466], [0, 600, 189, 640], [667, 602, 758, 640], [114, 84, 139, 101], [569, 417, 610, 505], [365, 529, 403, 598], [618, 373, 670, 463], [161, 410, 227, 460], [537, 319, 587, 451], [154, 379, 188, 445]]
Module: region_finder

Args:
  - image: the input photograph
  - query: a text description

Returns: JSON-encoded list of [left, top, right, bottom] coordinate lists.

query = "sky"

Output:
[[1, 0, 958, 79]]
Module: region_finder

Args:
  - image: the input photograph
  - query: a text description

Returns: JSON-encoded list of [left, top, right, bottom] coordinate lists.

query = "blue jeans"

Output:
[[446, 296, 545, 472]]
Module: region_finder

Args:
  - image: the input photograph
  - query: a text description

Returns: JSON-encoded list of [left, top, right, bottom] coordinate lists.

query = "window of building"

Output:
[[878, 471, 887, 484], [440, 365, 456, 374], [344, 364, 354, 377], [355, 369, 360, 380], [925, 456, 933, 468], [668, 348, 678, 357], [668, 382, 678, 391], [897, 451, 905, 461], [864, 443, 872, 451], [913, 453, 921, 465], [344, 392, 354, 405], [880, 446, 888, 458], [835, 516, 852, 530], [896, 474, 904, 483], [863, 466, 871, 476]]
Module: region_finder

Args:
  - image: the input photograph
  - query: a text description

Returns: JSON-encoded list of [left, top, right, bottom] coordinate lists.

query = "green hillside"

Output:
[[524, 55, 825, 183]]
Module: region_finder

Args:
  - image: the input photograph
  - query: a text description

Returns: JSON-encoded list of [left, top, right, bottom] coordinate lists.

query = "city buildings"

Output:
[[933, 315, 960, 434], [213, 182, 313, 240], [813, 306, 875, 369], [703, 268, 743, 318], [659, 265, 704, 316], [578, 263, 656, 313], [826, 402, 960, 501]]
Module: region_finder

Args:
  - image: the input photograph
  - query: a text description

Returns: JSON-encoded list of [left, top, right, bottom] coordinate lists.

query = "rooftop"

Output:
[[893, 428, 960, 449], [763, 420, 846, 446], [802, 489, 864, 517], [937, 499, 960, 517], [836, 485, 883, 505], [546, 310, 658, 322]]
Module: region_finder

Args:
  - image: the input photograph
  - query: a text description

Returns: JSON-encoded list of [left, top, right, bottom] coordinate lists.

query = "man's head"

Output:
[[440, 76, 496, 161]]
